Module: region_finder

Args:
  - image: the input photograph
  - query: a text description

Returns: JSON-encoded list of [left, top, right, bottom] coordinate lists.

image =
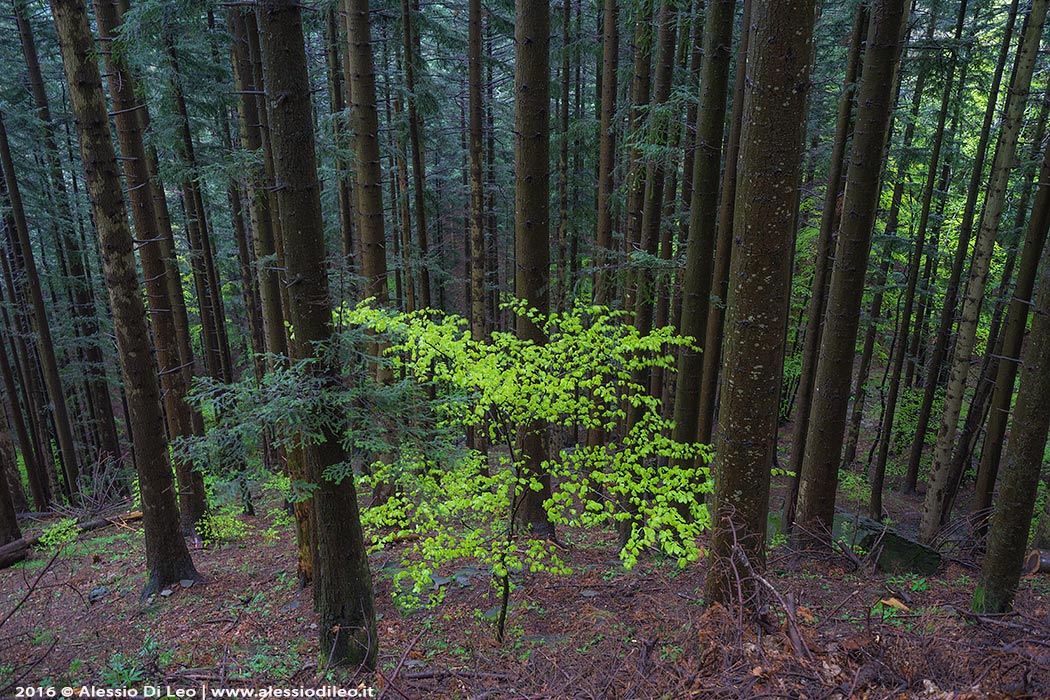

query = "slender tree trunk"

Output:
[[0, 319, 46, 509], [705, 0, 815, 606], [670, 0, 736, 476], [14, 3, 120, 467], [468, 0, 485, 339], [795, 0, 908, 537], [622, 2, 653, 311], [594, 0, 618, 305], [51, 0, 199, 596], [783, 0, 867, 524], [973, 231, 1050, 613], [400, 0, 431, 309], [869, 0, 971, 519], [973, 108, 1050, 527], [0, 113, 80, 496], [697, 0, 751, 447], [919, 0, 1047, 543], [904, 0, 1021, 492]]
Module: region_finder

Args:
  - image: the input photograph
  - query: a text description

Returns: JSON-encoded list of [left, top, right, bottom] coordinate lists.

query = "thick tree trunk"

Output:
[[345, 0, 390, 309], [513, 0, 554, 538], [919, 0, 1047, 543], [705, 0, 815, 606], [92, 0, 209, 536], [51, 0, 199, 596], [257, 0, 377, 668], [795, 0, 908, 537]]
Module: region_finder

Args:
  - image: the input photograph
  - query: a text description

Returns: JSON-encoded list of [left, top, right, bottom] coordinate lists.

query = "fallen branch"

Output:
[[0, 511, 143, 570]]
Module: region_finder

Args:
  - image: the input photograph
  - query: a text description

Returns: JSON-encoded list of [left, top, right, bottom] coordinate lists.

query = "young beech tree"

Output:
[[49, 0, 198, 596], [256, 0, 377, 668], [705, 0, 815, 605]]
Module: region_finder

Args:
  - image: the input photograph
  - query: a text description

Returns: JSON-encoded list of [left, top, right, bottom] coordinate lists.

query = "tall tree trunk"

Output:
[[973, 230, 1050, 613], [972, 121, 1050, 527], [697, 0, 752, 446], [513, 0, 554, 538], [670, 0, 736, 479], [705, 0, 815, 606], [0, 317, 46, 509], [401, 0, 431, 309], [795, 0, 908, 538], [904, 0, 1021, 493], [468, 0, 485, 339], [257, 0, 377, 668], [0, 113, 80, 497], [622, 1, 654, 311], [783, 0, 868, 525], [14, 3, 120, 468], [919, 0, 1047, 543], [93, 0, 209, 535], [325, 6, 355, 281], [594, 0, 618, 305], [346, 0, 390, 309], [51, 0, 199, 595]]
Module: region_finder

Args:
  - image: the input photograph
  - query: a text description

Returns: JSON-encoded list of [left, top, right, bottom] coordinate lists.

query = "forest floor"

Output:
[[2, 471, 1049, 700]]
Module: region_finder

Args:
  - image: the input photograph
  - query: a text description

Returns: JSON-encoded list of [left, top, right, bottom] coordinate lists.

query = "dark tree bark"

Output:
[[92, 0, 209, 535], [50, 0, 199, 596], [594, 0, 617, 305], [513, 0, 554, 537], [705, 0, 815, 605], [468, 0, 485, 338], [869, 0, 972, 520], [346, 0, 390, 309], [13, 2, 120, 467], [795, 0, 908, 537], [257, 0, 377, 668], [400, 0, 432, 309]]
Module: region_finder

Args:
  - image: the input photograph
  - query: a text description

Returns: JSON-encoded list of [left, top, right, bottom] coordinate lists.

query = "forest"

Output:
[[1, 0, 1050, 696]]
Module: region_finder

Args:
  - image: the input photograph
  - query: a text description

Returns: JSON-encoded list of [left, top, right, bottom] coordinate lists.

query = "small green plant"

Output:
[[99, 652, 147, 687], [39, 517, 80, 552], [195, 509, 250, 547], [888, 573, 929, 592], [838, 470, 871, 507]]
